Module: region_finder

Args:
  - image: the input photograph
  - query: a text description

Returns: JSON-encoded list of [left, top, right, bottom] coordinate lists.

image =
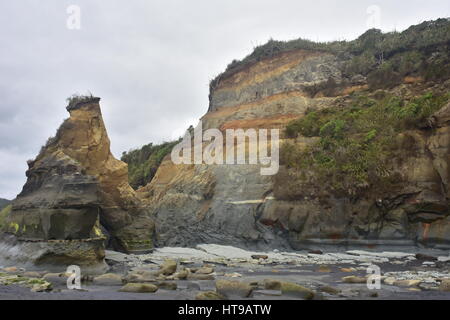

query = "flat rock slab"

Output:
[[346, 251, 415, 259], [153, 247, 218, 260], [196, 244, 260, 259], [105, 250, 130, 263]]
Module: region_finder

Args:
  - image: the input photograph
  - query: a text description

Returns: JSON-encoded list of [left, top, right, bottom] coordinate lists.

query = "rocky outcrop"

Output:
[[141, 20, 450, 250], [1, 97, 154, 272]]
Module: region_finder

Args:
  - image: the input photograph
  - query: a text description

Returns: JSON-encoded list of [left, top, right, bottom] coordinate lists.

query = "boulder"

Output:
[[196, 291, 226, 300], [119, 283, 158, 293], [157, 281, 177, 290], [439, 279, 450, 291], [279, 282, 315, 300], [383, 277, 396, 285], [93, 273, 123, 286], [342, 276, 367, 284], [159, 259, 177, 276], [264, 279, 282, 290], [174, 269, 189, 280], [264, 279, 314, 299], [30, 281, 52, 292], [319, 286, 341, 295], [43, 273, 70, 287], [393, 280, 421, 287], [195, 267, 214, 274], [415, 253, 438, 261], [215, 280, 253, 298]]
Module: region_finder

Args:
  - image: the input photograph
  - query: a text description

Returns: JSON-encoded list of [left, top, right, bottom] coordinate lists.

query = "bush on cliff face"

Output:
[[121, 140, 179, 189], [0, 205, 11, 229], [282, 91, 450, 196], [66, 93, 98, 111]]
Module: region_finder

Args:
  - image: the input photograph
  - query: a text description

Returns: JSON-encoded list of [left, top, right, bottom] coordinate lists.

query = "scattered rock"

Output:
[[159, 259, 177, 276], [187, 273, 215, 281], [342, 276, 367, 284], [264, 279, 314, 299], [43, 273, 69, 287], [3, 267, 19, 274], [174, 269, 189, 280], [196, 267, 214, 274], [317, 265, 332, 273], [196, 291, 226, 300], [119, 283, 158, 293], [279, 282, 315, 300], [393, 280, 421, 287], [157, 281, 177, 290], [415, 253, 437, 261], [320, 286, 341, 295], [30, 281, 52, 293], [264, 279, 282, 290], [215, 280, 253, 298], [93, 273, 123, 286], [439, 279, 450, 292], [23, 272, 42, 278], [383, 277, 396, 285]]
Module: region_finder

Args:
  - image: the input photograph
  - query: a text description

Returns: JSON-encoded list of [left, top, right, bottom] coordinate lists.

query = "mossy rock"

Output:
[[119, 283, 158, 293], [196, 291, 226, 300]]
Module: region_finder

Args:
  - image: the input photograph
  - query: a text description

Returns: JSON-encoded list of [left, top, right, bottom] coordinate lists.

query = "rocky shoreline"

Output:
[[0, 244, 449, 300]]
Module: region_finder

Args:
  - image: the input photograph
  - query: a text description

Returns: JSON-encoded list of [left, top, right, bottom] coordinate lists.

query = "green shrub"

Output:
[[210, 19, 450, 93], [0, 205, 12, 229], [281, 91, 450, 196], [121, 140, 180, 189]]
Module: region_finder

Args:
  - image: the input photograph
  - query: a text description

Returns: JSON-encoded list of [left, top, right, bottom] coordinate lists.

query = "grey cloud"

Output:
[[0, 0, 449, 199]]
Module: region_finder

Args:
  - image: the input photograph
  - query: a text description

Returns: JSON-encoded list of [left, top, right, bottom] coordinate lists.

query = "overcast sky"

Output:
[[0, 0, 449, 199]]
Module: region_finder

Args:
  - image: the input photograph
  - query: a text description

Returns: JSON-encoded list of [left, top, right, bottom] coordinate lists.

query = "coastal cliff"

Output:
[[2, 20, 449, 271], [140, 19, 450, 250]]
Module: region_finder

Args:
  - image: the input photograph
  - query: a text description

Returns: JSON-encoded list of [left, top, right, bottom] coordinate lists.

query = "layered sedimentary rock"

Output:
[[272, 100, 450, 249], [140, 50, 356, 249], [1, 97, 154, 272], [142, 22, 450, 250]]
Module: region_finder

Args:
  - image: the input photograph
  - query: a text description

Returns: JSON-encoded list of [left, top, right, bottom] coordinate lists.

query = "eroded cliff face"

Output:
[[140, 49, 363, 249], [142, 33, 450, 250], [1, 98, 154, 272], [272, 98, 450, 249]]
